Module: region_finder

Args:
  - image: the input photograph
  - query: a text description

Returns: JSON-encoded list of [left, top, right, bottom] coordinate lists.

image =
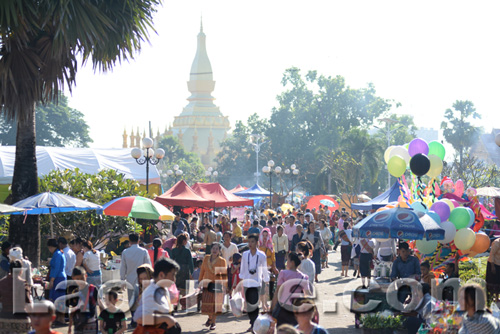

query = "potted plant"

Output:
[[361, 312, 405, 334]]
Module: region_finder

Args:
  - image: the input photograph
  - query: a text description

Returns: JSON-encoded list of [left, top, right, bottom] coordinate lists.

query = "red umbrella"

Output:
[[306, 195, 339, 211]]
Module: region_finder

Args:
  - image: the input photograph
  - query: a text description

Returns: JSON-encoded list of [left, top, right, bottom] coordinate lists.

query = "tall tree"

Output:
[[156, 135, 206, 190], [0, 0, 161, 266], [441, 100, 482, 173], [0, 93, 92, 147]]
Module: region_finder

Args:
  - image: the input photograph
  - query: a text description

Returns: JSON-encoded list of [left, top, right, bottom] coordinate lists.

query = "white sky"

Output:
[[67, 0, 500, 149]]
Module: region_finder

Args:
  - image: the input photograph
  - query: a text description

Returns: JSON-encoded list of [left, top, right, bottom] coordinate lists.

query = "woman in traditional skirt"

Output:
[[259, 228, 277, 311], [339, 222, 352, 277], [0, 260, 31, 334], [303, 222, 324, 283], [486, 237, 500, 302], [199, 243, 227, 331], [319, 220, 332, 269], [272, 225, 289, 271], [170, 233, 194, 296]]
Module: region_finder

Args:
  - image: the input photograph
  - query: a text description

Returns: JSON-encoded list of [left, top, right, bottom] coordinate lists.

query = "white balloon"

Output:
[[454, 228, 476, 250], [384, 146, 395, 164], [389, 146, 411, 164], [439, 220, 456, 244]]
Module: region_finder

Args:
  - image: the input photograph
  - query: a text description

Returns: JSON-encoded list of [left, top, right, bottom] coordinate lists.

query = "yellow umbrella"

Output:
[[264, 209, 276, 216], [281, 203, 294, 213]]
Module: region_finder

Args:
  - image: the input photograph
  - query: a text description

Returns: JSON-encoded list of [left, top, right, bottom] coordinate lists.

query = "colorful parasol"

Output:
[[280, 203, 294, 213], [306, 195, 339, 211], [103, 196, 175, 221]]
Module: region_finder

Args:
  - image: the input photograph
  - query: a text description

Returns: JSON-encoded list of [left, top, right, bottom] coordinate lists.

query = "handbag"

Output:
[[207, 282, 223, 293], [230, 291, 244, 317], [272, 276, 304, 320]]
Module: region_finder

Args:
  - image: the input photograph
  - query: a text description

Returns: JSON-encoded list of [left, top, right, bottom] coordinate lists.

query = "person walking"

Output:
[[296, 241, 315, 289], [82, 240, 102, 287], [239, 234, 270, 333], [359, 237, 375, 288], [303, 222, 324, 283], [59, 237, 76, 280], [319, 220, 332, 269], [199, 243, 227, 331], [231, 218, 243, 244], [339, 222, 352, 277], [147, 238, 169, 264], [273, 225, 289, 271], [259, 228, 277, 311], [203, 224, 217, 255], [271, 252, 310, 327], [284, 216, 298, 250], [170, 233, 194, 296], [120, 233, 151, 287], [47, 238, 67, 302], [291, 224, 305, 253]]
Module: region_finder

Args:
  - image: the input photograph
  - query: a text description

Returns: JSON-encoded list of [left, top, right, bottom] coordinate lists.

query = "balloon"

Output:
[[442, 199, 455, 213], [454, 228, 476, 250], [427, 154, 444, 178], [440, 221, 456, 244], [409, 154, 430, 177], [465, 207, 475, 228], [427, 210, 441, 224], [449, 207, 470, 230], [454, 179, 464, 198], [430, 201, 450, 222], [388, 155, 407, 177], [470, 232, 491, 254], [384, 146, 395, 164], [408, 138, 429, 157], [389, 146, 411, 164], [416, 239, 438, 255], [411, 201, 428, 213], [428, 141, 446, 160]]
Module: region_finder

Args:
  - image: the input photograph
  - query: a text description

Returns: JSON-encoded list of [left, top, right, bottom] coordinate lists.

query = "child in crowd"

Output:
[[230, 253, 242, 293], [192, 259, 203, 288], [98, 290, 127, 334], [27, 300, 63, 334]]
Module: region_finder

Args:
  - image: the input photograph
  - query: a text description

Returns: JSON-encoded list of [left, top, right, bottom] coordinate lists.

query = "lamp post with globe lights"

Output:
[[262, 160, 281, 207], [131, 137, 165, 193], [249, 134, 268, 185], [288, 164, 300, 205], [205, 167, 218, 182]]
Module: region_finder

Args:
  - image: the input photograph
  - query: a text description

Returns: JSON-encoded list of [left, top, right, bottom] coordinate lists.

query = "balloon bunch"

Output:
[[382, 137, 491, 270], [385, 138, 445, 180]]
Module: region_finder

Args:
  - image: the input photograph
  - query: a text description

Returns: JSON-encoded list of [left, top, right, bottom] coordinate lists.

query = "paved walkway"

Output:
[[57, 249, 361, 333]]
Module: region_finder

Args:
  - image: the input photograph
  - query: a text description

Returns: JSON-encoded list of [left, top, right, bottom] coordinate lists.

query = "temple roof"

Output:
[[190, 18, 213, 82]]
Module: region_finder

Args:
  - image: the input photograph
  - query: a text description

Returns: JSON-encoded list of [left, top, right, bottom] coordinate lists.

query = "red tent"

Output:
[[192, 182, 254, 207], [155, 180, 216, 208], [229, 184, 248, 193]]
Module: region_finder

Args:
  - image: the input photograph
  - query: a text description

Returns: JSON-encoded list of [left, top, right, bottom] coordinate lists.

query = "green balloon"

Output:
[[428, 141, 446, 160], [449, 207, 470, 229], [388, 155, 406, 177]]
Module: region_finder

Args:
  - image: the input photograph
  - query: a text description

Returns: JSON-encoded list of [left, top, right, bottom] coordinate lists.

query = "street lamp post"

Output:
[[166, 164, 183, 184], [262, 160, 281, 208], [249, 134, 268, 185], [290, 164, 299, 205], [205, 167, 218, 182], [376, 118, 402, 190], [131, 137, 165, 193]]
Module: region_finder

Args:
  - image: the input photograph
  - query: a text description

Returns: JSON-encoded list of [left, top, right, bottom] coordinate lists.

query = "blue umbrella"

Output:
[[352, 207, 445, 241], [12, 192, 102, 237]]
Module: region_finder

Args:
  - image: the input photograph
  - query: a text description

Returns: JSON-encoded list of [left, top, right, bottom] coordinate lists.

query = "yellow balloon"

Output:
[[388, 155, 406, 177], [427, 154, 443, 178], [454, 228, 476, 250], [442, 199, 455, 213]]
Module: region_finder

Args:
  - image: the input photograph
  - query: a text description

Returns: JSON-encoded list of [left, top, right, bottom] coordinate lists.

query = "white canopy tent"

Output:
[[0, 146, 160, 185]]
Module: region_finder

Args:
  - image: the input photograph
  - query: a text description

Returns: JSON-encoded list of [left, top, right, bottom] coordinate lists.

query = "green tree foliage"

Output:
[[0, 94, 92, 147], [156, 135, 206, 189], [216, 114, 271, 188], [441, 100, 482, 170], [441, 153, 500, 189], [0, 0, 161, 265], [38, 169, 145, 251], [217, 68, 394, 195]]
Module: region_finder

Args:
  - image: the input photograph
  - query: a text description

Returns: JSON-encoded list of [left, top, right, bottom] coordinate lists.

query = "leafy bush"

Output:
[[38, 168, 147, 254], [361, 312, 404, 329]]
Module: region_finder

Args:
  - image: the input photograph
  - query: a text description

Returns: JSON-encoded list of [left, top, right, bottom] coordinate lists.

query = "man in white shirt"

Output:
[[221, 231, 239, 264], [58, 237, 76, 279], [133, 258, 180, 331], [239, 234, 269, 332], [120, 233, 152, 286]]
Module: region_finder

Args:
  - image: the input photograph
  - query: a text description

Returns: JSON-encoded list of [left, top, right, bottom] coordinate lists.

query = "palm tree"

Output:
[[0, 0, 162, 266]]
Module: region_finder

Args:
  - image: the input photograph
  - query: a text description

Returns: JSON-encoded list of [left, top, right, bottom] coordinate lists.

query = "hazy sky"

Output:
[[67, 0, 500, 149]]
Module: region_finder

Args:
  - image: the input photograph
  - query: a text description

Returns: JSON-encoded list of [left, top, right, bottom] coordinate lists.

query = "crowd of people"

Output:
[[0, 204, 499, 334]]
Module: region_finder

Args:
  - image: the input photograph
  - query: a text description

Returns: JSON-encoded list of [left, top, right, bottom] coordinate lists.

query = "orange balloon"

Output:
[[470, 232, 490, 254]]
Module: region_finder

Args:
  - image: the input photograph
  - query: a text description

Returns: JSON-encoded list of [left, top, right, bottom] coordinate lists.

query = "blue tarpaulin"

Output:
[[234, 184, 271, 198], [351, 182, 401, 211]]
